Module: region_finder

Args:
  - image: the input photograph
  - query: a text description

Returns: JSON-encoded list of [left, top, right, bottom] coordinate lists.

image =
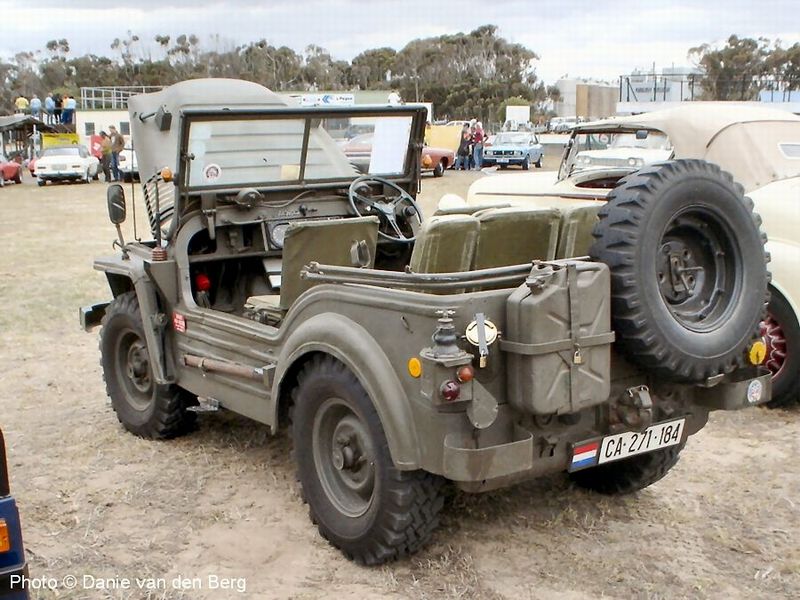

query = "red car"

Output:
[[421, 145, 455, 177], [0, 154, 22, 185]]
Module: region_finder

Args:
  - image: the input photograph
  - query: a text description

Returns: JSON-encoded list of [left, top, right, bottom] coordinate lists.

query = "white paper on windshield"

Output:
[[368, 117, 411, 174]]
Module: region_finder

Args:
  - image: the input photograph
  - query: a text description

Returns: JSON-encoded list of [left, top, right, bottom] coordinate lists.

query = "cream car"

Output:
[[36, 145, 99, 186], [464, 103, 800, 407]]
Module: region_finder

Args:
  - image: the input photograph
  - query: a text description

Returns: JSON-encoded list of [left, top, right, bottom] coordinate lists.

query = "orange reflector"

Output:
[[0, 519, 10, 553], [748, 340, 767, 365], [407, 357, 422, 378], [457, 365, 474, 383], [160, 166, 173, 182]]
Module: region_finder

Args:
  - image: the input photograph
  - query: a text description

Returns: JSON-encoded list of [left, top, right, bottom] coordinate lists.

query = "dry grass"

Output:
[[0, 173, 798, 599]]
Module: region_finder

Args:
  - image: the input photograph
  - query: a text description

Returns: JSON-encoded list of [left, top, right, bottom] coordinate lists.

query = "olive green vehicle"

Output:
[[81, 80, 772, 565]]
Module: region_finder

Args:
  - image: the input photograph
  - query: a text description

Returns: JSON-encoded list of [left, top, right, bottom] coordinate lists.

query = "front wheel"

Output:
[[521, 156, 530, 170], [37, 179, 45, 187], [433, 160, 445, 178], [763, 290, 800, 408], [535, 155, 543, 168], [292, 355, 445, 565], [100, 292, 196, 439], [570, 443, 684, 495]]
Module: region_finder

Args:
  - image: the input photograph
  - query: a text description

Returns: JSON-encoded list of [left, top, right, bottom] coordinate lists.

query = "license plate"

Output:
[[53, 164, 66, 171], [569, 418, 685, 472], [497, 158, 509, 163]]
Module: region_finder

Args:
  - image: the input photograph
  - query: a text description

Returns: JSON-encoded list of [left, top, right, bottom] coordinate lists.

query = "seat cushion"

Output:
[[473, 206, 561, 269], [556, 203, 601, 259], [409, 214, 480, 274]]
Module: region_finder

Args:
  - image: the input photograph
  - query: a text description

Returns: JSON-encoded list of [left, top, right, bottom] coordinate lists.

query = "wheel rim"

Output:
[[656, 207, 739, 332], [312, 397, 376, 518], [761, 313, 788, 379], [114, 328, 153, 409]]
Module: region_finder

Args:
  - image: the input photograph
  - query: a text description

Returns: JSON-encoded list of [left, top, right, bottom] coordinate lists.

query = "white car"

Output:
[[466, 103, 800, 407], [36, 145, 99, 186]]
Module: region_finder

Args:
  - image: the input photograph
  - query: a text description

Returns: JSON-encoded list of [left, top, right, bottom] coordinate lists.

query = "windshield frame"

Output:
[[177, 105, 427, 194], [558, 126, 673, 181]]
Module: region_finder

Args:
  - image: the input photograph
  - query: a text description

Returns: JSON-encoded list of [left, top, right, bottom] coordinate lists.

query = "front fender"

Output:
[[273, 313, 421, 469]]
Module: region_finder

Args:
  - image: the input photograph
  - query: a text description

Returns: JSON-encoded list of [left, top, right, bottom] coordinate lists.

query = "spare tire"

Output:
[[590, 159, 769, 382]]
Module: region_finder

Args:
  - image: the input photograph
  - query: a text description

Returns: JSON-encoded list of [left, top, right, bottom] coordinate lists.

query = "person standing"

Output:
[[108, 125, 125, 182], [14, 95, 29, 114], [29, 95, 42, 120], [62, 95, 77, 125], [44, 94, 55, 124], [53, 93, 63, 124], [456, 127, 472, 171], [472, 122, 485, 170], [99, 132, 113, 183]]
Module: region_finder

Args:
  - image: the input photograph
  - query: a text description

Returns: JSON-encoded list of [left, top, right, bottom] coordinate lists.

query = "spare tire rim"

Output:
[[115, 329, 153, 409], [312, 397, 376, 518], [656, 207, 740, 333], [760, 314, 788, 378]]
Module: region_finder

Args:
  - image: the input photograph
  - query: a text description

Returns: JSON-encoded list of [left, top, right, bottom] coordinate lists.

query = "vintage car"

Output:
[[0, 427, 29, 598], [81, 80, 770, 566], [35, 145, 99, 186], [0, 154, 22, 185], [421, 145, 455, 177], [467, 103, 800, 407], [482, 132, 543, 169]]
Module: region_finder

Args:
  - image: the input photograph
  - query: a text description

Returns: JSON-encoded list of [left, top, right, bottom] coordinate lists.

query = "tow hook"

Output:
[[616, 385, 653, 429]]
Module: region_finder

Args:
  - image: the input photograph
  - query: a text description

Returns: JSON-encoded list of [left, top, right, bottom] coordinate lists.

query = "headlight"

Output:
[[515, 150, 523, 156]]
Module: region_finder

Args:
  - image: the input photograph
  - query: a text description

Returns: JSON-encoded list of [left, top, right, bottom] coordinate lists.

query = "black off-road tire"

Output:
[[763, 289, 800, 408], [100, 291, 196, 439], [292, 355, 445, 565], [590, 159, 769, 382], [570, 443, 685, 495]]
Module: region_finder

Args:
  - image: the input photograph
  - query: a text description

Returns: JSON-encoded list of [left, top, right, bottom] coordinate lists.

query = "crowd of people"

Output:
[[455, 120, 486, 170], [14, 93, 77, 125]]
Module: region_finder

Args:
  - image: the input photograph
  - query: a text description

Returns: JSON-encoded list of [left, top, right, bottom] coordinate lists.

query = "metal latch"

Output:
[[573, 347, 583, 365], [464, 312, 498, 368]]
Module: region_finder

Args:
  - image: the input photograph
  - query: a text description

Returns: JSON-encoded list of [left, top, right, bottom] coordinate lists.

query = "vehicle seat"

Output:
[[409, 215, 480, 274], [245, 216, 379, 321], [472, 206, 561, 269], [555, 204, 601, 259]]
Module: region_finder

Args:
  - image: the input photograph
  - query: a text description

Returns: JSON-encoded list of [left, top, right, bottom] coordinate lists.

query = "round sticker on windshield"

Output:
[[746, 379, 763, 404], [203, 163, 222, 181]]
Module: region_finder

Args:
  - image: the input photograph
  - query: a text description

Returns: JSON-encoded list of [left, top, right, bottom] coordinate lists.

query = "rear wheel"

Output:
[[763, 290, 800, 408], [100, 292, 196, 439], [570, 443, 684, 494], [433, 160, 445, 178], [535, 155, 543, 168], [292, 355, 445, 565], [37, 179, 45, 187], [13, 171, 21, 184]]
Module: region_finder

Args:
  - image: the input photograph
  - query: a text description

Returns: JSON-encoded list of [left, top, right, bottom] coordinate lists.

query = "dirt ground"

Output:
[[0, 167, 798, 600]]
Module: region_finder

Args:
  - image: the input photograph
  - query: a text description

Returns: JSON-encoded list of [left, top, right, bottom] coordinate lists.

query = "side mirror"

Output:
[[107, 184, 127, 225], [635, 129, 649, 140]]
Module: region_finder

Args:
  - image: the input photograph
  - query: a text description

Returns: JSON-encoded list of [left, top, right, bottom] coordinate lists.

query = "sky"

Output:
[[0, 0, 798, 85]]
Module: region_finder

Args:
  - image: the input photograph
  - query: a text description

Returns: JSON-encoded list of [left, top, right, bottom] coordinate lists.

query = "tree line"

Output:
[[0, 25, 558, 124], [3, 28, 799, 119]]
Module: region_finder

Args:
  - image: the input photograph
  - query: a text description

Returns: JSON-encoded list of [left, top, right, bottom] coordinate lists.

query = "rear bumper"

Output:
[[37, 172, 82, 181], [439, 368, 769, 491], [79, 302, 109, 331]]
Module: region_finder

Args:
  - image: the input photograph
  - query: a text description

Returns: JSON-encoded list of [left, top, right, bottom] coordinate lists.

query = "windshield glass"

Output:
[[42, 147, 80, 157], [495, 134, 532, 146], [186, 114, 414, 189], [562, 130, 673, 178]]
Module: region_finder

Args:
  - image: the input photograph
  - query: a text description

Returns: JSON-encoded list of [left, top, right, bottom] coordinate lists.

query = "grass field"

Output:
[[0, 170, 798, 599]]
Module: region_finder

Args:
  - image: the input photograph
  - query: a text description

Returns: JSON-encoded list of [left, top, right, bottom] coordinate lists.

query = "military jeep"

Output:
[[81, 79, 771, 565]]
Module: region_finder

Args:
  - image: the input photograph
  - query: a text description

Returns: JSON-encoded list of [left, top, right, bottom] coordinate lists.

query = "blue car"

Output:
[[482, 132, 544, 170], [0, 428, 28, 599]]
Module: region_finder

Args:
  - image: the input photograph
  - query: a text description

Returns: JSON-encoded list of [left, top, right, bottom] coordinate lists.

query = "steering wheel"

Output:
[[348, 175, 423, 242]]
